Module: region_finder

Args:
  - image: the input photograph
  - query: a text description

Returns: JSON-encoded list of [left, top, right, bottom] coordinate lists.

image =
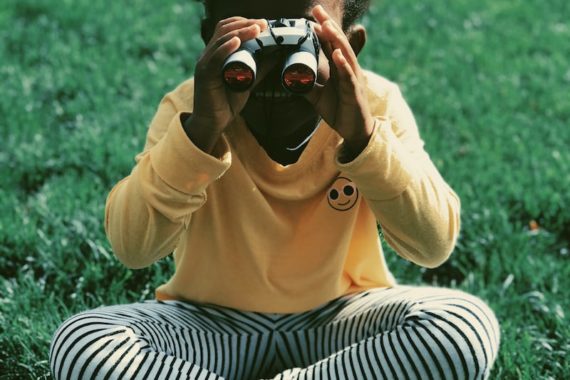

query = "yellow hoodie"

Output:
[[105, 70, 461, 313]]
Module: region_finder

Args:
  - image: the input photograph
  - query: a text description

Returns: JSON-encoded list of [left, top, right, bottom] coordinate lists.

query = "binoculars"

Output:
[[222, 18, 320, 94]]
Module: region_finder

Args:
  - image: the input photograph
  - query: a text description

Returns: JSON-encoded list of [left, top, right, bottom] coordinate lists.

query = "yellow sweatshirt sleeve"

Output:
[[105, 80, 231, 269], [336, 73, 461, 268]]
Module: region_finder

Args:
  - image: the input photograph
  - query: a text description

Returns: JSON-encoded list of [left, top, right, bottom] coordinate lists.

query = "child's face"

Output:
[[204, 0, 345, 139]]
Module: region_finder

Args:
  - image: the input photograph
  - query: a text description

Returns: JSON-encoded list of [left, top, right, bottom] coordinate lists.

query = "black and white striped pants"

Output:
[[49, 286, 500, 380]]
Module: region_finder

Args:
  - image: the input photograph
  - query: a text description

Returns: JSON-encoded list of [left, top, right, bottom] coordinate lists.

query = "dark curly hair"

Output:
[[195, 0, 371, 32], [340, 0, 371, 30]]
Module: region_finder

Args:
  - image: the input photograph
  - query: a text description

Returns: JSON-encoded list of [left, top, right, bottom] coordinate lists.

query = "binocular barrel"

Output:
[[222, 49, 257, 92], [222, 48, 318, 94], [281, 50, 318, 93], [221, 18, 319, 94]]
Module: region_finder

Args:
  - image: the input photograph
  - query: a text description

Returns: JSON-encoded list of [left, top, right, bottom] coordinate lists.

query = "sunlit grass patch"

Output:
[[1, 0, 569, 378]]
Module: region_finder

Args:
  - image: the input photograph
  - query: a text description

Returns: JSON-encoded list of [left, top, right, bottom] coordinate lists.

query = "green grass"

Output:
[[1, 0, 569, 378]]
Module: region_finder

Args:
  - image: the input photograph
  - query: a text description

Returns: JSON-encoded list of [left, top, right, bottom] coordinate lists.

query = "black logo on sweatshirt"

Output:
[[327, 177, 359, 211]]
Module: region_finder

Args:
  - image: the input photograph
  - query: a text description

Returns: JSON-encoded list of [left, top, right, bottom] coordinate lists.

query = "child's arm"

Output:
[[104, 84, 231, 268], [305, 6, 376, 160], [308, 6, 460, 268], [105, 17, 267, 269], [338, 77, 461, 268]]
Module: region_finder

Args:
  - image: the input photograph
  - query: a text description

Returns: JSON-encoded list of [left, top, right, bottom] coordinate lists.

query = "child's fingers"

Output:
[[312, 23, 333, 59], [219, 23, 261, 45], [312, 23, 338, 82], [332, 49, 359, 102], [216, 24, 261, 48], [216, 18, 267, 37], [211, 37, 241, 63], [312, 5, 347, 38], [208, 18, 266, 47], [217, 16, 248, 28], [201, 24, 260, 63], [199, 37, 241, 76], [321, 21, 359, 71], [312, 6, 359, 72], [312, 5, 332, 27]]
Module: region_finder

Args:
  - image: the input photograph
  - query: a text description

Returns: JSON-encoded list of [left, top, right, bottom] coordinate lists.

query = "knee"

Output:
[[49, 310, 132, 380], [49, 312, 97, 379], [406, 288, 501, 379], [447, 290, 500, 379]]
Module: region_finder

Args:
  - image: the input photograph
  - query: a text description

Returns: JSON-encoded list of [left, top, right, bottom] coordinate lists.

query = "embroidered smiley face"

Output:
[[327, 177, 359, 211]]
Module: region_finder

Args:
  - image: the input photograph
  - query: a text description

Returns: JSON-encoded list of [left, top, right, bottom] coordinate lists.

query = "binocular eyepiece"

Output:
[[222, 18, 320, 94]]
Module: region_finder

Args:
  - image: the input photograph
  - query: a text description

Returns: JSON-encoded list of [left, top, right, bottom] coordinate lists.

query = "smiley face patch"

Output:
[[327, 177, 359, 211]]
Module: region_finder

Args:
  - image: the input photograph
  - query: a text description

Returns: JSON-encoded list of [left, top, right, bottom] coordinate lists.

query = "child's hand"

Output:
[[191, 17, 268, 134], [305, 5, 375, 156]]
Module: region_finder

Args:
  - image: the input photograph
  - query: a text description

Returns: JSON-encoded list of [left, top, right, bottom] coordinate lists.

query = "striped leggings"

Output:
[[49, 286, 500, 380]]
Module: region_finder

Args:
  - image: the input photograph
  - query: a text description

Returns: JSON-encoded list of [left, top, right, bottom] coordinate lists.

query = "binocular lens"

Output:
[[223, 62, 255, 91], [282, 64, 316, 93]]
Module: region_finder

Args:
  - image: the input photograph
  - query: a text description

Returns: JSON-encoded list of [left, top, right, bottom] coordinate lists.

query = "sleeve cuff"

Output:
[[149, 112, 232, 194], [334, 117, 418, 200]]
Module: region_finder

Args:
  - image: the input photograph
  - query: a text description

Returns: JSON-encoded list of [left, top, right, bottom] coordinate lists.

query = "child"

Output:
[[49, 1, 500, 379]]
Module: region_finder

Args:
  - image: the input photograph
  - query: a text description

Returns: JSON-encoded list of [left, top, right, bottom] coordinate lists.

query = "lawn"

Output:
[[1, 0, 569, 378]]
